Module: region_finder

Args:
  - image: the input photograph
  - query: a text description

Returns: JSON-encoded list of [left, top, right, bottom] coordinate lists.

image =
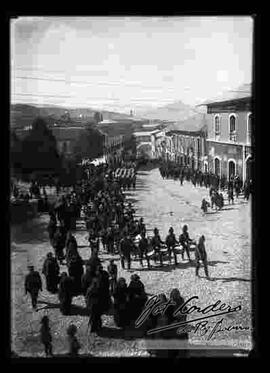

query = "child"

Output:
[[67, 324, 81, 357], [201, 198, 210, 214], [40, 316, 53, 357]]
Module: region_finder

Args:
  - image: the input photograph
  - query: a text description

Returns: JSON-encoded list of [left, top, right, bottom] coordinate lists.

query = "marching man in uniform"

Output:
[[165, 227, 179, 265]]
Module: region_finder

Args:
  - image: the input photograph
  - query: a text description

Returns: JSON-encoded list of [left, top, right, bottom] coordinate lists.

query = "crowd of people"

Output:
[[23, 160, 215, 357], [22, 157, 253, 357], [159, 162, 252, 214]]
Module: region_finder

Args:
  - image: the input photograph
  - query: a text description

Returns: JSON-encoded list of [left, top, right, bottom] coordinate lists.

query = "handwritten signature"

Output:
[[135, 295, 247, 339]]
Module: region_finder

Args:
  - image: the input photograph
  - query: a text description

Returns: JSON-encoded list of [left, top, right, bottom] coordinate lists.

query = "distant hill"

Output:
[[10, 103, 134, 130], [137, 100, 198, 121]]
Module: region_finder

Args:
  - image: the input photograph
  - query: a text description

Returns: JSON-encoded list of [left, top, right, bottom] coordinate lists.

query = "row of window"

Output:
[[214, 113, 252, 142]]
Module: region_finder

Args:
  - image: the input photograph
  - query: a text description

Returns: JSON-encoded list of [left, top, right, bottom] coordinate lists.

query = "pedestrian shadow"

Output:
[[134, 260, 229, 272], [37, 300, 60, 310], [208, 276, 251, 283], [135, 264, 180, 272], [69, 304, 89, 316]]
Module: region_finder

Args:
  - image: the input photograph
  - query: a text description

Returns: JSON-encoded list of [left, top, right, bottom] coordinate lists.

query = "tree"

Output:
[[20, 117, 61, 176], [72, 127, 104, 163], [10, 131, 22, 168]]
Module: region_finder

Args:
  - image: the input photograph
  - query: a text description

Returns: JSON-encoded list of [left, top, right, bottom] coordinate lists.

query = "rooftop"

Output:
[[133, 129, 161, 136], [165, 113, 207, 134], [199, 83, 252, 106]]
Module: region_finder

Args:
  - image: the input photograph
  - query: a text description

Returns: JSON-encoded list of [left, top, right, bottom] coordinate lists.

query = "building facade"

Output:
[[205, 95, 252, 182], [157, 114, 208, 171], [133, 130, 163, 159]]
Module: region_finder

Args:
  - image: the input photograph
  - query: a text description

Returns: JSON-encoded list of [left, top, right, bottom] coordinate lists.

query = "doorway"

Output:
[[228, 160, 236, 179]]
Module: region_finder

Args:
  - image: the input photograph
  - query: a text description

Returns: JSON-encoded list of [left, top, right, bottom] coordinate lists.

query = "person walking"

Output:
[[119, 232, 132, 270], [24, 266, 43, 310], [67, 324, 81, 357], [113, 277, 129, 328], [107, 259, 118, 294], [195, 235, 210, 279], [179, 225, 192, 262], [86, 278, 103, 333], [58, 272, 74, 315], [151, 228, 165, 267], [40, 316, 53, 357], [138, 231, 151, 268], [127, 274, 147, 326], [42, 252, 60, 293], [165, 227, 178, 265]]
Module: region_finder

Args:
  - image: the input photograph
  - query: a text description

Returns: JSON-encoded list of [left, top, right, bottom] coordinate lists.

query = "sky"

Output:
[[11, 16, 253, 113]]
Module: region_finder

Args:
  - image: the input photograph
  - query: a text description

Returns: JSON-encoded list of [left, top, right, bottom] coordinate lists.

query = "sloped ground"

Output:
[[11, 168, 252, 357]]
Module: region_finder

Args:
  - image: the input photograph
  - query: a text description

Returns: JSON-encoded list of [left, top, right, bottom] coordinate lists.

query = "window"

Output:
[[197, 138, 201, 155], [214, 115, 220, 138], [247, 114, 252, 143], [229, 114, 237, 142]]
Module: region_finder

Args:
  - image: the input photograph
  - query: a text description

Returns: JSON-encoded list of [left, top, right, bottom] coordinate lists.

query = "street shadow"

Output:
[[135, 260, 229, 272], [209, 276, 251, 283], [135, 263, 183, 272]]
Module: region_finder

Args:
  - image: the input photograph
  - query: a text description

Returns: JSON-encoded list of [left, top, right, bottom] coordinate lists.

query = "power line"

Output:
[[12, 93, 72, 99]]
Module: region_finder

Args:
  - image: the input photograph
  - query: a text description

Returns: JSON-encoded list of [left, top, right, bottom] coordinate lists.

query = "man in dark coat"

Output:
[[179, 225, 192, 262], [113, 277, 129, 328], [67, 253, 84, 295], [127, 274, 147, 326], [58, 272, 74, 315], [195, 235, 209, 279], [85, 278, 103, 333], [24, 266, 43, 309], [42, 252, 59, 293], [165, 227, 179, 265], [119, 232, 132, 270], [138, 231, 150, 268], [52, 227, 66, 264], [81, 267, 95, 297], [107, 259, 118, 294], [150, 228, 165, 266], [96, 265, 111, 314]]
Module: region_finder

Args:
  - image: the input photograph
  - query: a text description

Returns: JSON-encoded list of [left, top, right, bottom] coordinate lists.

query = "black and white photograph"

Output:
[[10, 15, 254, 358]]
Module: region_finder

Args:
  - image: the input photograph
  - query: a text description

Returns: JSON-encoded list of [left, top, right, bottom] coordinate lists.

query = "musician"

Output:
[[138, 231, 151, 268], [165, 227, 178, 265], [151, 228, 165, 267], [179, 225, 192, 262]]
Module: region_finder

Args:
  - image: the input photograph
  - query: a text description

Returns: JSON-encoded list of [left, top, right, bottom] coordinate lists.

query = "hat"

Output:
[[40, 315, 49, 324], [131, 273, 140, 281]]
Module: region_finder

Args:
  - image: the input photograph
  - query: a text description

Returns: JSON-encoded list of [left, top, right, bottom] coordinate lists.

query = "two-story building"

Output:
[[133, 129, 163, 159], [161, 114, 208, 171], [203, 84, 252, 182]]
